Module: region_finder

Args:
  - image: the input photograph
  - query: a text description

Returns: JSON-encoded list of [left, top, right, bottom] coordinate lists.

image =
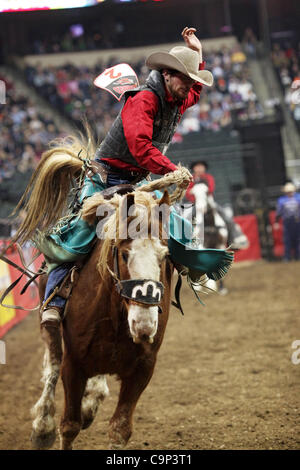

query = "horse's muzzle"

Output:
[[127, 304, 159, 344], [116, 279, 164, 306]]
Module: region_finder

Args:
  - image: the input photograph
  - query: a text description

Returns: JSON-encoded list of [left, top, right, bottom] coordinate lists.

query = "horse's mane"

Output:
[[11, 123, 97, 245]]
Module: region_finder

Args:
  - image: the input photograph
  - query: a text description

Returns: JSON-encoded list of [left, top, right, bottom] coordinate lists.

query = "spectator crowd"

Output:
[[0, 75, 62, 183], [271, 40, 300, 129], [0, 40, 265, 221], [24, 43, 264, 142]]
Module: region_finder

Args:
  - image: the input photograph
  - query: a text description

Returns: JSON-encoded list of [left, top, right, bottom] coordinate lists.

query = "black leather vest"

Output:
[[95, 70, 181, 169]]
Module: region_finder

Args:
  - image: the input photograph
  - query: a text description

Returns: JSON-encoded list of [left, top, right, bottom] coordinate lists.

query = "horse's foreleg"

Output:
[[81, 375, 109, 430], [109, 361, 155, 449], [31, 323, 62, 449], [60, 356, 87, 450]]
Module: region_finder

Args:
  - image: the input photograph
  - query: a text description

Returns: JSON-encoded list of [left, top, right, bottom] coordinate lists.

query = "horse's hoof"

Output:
[[109, 429, 128, 450], [31, 429, 56, 449], [81, 415, 94, 430], [219, 287, 228, 296], [109, 443, 125, 450], [109, 438, 127, 450]]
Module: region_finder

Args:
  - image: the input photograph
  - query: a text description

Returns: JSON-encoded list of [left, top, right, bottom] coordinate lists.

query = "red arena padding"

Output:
[[269, 210, 284, 258], [0, 244, 43, 338], [233, 214, 262, 262]]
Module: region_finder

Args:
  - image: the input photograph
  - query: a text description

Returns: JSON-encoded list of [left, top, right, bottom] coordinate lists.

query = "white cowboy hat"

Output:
[[146, 46, 214, 87], [282, 182, 296, 193]]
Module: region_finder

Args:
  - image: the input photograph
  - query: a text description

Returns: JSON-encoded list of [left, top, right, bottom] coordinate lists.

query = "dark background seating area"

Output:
[[271, 39, 300, 130], [0, 74, 62, 219]]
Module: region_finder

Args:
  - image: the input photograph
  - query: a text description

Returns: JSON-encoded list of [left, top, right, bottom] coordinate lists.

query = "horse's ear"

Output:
[[159, 190, 170, 207]]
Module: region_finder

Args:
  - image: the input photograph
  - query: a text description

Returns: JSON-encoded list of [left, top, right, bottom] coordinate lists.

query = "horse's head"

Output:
[[190, 179, 209, 246], [96, 190, 170, 344], [191, 178, 209, 215]]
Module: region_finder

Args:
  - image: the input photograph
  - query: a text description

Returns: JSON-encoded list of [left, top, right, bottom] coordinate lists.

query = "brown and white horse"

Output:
[[31, 189, 176, 450], [190, 179, 229, 294]]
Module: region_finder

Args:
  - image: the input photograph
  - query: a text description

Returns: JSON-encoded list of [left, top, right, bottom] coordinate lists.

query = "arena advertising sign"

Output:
[[94, 63, 139, 101], [0, 0, 104, 13]]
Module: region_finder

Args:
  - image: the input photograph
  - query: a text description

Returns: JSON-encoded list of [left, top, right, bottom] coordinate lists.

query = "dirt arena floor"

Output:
[[0, 260, 300, 450]]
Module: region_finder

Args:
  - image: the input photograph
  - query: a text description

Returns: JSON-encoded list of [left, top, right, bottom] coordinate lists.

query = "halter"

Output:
[[108, 246, 164, 307]]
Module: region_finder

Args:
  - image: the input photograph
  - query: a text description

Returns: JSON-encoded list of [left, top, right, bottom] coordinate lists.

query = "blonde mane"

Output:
[[11, 124, 97, 245]]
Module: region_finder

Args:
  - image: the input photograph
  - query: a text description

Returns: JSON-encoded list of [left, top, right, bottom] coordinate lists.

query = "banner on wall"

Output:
[[0, 243, 43, 339], [233, 214, 262, 262], [269, 210, 284, 258]]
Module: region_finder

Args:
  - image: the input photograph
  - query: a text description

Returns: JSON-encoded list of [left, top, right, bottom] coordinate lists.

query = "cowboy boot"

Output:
[[40, 307, 63, 373], [41, 306, 63, 327]]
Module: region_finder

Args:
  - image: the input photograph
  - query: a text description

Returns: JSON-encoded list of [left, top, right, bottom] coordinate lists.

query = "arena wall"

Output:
[[0, 246, 42, 339]]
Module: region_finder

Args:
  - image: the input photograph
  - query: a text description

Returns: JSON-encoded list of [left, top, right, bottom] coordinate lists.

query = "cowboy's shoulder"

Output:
[[124, 89, 160, 111]]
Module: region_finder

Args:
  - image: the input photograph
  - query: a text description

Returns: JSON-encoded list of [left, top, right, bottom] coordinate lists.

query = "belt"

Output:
[[98, 160, 149, 183]]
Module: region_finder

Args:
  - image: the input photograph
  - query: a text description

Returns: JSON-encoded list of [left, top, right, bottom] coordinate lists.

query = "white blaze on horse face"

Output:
[[127, 238, 167, 342], [191, 183, 209, 214], [213, 212, 228, 249], [191, 183, 209, 247]]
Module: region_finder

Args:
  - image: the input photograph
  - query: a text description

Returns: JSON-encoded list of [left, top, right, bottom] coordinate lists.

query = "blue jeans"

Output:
[[283, 219, 300, 261], [43, 262, 73, 309], [106, 173, 132, 187]]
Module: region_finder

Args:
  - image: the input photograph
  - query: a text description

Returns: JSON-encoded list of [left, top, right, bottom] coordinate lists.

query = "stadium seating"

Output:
[[24, 43, 264, 142], [0, 73, 62, 222], [271, 41, 300, 130]]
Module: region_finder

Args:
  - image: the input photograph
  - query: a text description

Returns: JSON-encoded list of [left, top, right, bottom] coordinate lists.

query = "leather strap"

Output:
[[20, 262, 46, 295], [101, 184, 135, 200], [171, 273, 185, 316], [88, 161, 108, 184], [0, 252, 43, 311], [15, 243, 45, 276], [0, 258, 40, 311]]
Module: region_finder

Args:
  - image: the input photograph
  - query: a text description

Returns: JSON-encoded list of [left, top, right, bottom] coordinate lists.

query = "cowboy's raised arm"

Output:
[[181, 27, 202, 60]]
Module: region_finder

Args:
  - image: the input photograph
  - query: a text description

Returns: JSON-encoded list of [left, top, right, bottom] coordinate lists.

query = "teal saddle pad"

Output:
[[155, 190, 234, 281]]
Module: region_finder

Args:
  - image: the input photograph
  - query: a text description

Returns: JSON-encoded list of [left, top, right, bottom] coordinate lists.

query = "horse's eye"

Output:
[[122, 251, 129, 263]]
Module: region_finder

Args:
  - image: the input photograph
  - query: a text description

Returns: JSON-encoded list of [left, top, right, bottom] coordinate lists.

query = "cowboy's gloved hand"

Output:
[[181, 27, 202, 55], [178, 178, 192, 190], [174, 166, 193, 189]]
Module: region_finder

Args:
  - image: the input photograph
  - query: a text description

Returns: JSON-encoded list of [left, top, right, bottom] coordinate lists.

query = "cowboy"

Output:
[[186, 160, 249, 249], [275, 182, 300, 261], [40, 27, 216, 326], [95, 27, 213, 185]]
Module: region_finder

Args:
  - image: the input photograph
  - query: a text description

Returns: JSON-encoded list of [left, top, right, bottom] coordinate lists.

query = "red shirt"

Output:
[[101, 81, 202, 175], [185, 173, 216, 203]]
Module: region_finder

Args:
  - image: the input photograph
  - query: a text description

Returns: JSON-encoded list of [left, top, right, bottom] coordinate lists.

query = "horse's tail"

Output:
[[12, 124, 97, 245]]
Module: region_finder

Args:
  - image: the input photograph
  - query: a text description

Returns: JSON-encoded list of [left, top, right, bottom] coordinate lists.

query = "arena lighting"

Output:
[[116, 0, 165, 3], [0, 0, 106, 13]]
